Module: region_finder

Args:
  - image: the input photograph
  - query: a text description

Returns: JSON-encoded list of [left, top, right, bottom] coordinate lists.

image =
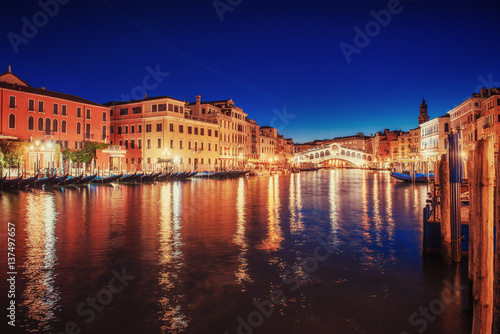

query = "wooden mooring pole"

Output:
[[439, 154, 452, 265], [449, 133, 462, 262], [471, 139, 494, 334], [494, 149, 500, 333], [467, 151, 476, 311]]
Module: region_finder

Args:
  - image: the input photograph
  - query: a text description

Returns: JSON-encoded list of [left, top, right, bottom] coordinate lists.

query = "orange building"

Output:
[[0, 67, 111, 172]]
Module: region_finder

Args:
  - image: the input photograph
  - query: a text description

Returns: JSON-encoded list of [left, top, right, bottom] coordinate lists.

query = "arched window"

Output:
[[346, 151, 350, 157], [76, 122, 81, 135], [8, 114, 15, 129], [325, 150, 330, 156], [53, 119, 58, 133], [38, 117, 44, 131], [320, 151, 325, 157], [61, 120, 67, 133], [341, 150, 345, 156], [28, 116, 34, 131], [102, 125, 107, 140], [315, 153, 319, 159], [357, 153, 361, 159], [309, 154, 314, 160], [85, 123, 91, 139], [45, 118, 51, 135]]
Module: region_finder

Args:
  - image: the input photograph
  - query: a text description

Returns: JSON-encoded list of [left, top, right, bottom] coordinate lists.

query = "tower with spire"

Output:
[[418, 98, 429, 125]]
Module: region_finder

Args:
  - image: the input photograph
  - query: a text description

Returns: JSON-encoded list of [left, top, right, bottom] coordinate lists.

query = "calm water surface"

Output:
[[0, 170, 471, 334]]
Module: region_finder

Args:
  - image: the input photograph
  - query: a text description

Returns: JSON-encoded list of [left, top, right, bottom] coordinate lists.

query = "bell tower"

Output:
[[418, 98, 429, 125]]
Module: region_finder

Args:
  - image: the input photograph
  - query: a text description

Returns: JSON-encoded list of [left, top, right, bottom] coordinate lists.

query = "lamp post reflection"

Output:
[[261, 175, 283, 251], [158, 182, 187, 333], [289, 172, 304, 234], [21, 192, 60, 332], [233, 177, 251, 288]]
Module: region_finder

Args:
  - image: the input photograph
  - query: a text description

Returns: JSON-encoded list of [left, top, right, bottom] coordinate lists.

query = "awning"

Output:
[[0, 135, 18, 140]]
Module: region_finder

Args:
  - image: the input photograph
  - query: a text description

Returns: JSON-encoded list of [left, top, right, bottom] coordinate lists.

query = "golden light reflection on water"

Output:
[[328, 170, 340, 247], [289, 173, 304, 234], [385, 173, 395, 242], [158, 182, 188, 333], [234, 177, 251, 287], [261, 175, 283, 251], [22, 192, 60, 332]]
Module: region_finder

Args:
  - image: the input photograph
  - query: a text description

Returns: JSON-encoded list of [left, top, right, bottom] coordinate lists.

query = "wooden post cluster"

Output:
[[495, 149, 500, 333], [471, 140, 494, 334], [467, 152, 476, 311], [439, 154, 452, 265]]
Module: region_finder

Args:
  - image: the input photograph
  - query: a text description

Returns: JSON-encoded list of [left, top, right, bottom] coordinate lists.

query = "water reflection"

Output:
[[22, 192, 60, 332], [234, 178, 251, 287], [158, 182, 187, 333], [289, 173, 304, 234], [328, 170, 340, 247], [261, 175, 283, 251]]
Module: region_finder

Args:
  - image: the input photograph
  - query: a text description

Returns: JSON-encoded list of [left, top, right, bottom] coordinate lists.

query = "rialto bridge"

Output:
[[293, 144, 373, 168]]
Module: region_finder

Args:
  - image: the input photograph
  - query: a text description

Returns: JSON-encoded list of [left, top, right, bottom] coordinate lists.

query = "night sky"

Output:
[[1, 0, 499, 143]]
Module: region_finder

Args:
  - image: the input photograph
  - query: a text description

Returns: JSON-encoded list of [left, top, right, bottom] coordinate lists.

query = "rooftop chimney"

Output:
[[8, 64, 11, 72], [41, 87, 45, 90], [143, 94, 147, 99], [196, 95, 201, 104]]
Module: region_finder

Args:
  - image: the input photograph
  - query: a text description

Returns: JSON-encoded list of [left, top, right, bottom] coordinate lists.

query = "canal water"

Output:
[[1, 170, 471, 334]]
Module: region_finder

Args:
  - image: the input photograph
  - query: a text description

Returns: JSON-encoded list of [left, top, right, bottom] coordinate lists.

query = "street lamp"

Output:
[[46, 142, 54, 175], [29, 140, 44, 175], [163, 150, 171, 171]]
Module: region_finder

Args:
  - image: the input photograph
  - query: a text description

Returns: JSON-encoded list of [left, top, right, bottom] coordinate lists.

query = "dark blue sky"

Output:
[[1, 0, 499, 142]]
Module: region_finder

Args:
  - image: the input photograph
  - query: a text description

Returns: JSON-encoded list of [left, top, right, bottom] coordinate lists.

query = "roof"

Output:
[[0, 71, 30, 87], [0, 81, 106, 107], [189, 98, 238, 107], [104, 94, 185, 106]]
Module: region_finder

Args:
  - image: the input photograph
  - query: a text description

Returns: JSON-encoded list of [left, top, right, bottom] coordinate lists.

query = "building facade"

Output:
[[0, 67, 111, 172], [419, 114, 450, 161], [107, 96, 220, 171], [189, 96, 250, 168]]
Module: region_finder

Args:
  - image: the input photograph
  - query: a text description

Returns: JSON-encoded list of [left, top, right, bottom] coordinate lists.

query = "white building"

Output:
[[419, 114, 450, 161]]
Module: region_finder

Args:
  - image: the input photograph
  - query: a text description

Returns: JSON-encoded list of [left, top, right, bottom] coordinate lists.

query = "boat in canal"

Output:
[[74, 174, 97, 185], [390, 172, 433, 183], [91, 173, 123, 184]]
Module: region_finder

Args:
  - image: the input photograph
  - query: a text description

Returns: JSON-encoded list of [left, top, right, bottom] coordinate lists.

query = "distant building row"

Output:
[[294, 88, 500, 167]]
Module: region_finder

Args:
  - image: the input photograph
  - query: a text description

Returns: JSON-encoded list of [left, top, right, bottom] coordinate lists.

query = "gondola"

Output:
[[91, 173, 123, 184], [1, 177, 22, 190], [75, 174, 97, 185], [61, 175, 83, 186], [46, 175, 69, 187], [119, 172, 138, 183], [19, 175, 38, 189], [33, 176, 56, 188], [155, 172, 172, 181]]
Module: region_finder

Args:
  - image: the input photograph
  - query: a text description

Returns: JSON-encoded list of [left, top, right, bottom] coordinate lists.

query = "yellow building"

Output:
[[108, 96, 220, 172], [189, 96, 251, 168]]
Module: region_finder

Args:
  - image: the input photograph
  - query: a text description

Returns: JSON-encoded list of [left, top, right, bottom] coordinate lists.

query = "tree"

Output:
[[83, 141, 109, 163], [0, 140, 28, 168]]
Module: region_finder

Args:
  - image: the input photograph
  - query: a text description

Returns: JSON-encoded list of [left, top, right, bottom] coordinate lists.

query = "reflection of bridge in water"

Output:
[[294, 144, 373, 167]]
